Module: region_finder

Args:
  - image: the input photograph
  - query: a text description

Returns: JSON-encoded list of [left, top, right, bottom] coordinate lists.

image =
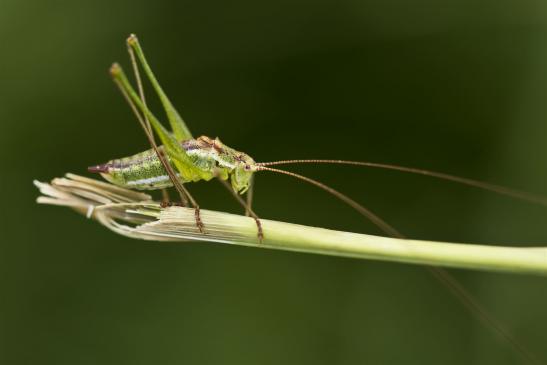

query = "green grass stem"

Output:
[[35, 174, 547, 276]]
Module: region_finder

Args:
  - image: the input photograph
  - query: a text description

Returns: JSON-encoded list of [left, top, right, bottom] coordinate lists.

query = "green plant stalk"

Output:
[[35, 174, 547, 276]]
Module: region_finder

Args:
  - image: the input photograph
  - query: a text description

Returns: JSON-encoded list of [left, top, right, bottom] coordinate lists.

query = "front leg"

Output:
[[216, 177, 264, 242]]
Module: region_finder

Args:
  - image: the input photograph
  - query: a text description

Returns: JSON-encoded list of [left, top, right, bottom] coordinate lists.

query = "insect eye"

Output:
[[244, 165, 251, 171]]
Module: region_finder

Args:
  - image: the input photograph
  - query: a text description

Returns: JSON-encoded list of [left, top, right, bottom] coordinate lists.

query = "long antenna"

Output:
[[256, 165, 543, 365], [257, 166, 401, 237], [257, 159, 547, 206]]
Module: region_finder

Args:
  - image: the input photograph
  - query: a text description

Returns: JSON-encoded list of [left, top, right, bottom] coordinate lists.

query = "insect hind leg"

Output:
[[126, 34, 193, 141], [110, 40, 205, 233]]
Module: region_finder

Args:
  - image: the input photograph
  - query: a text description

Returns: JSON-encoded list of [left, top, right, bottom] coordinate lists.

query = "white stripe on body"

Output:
[[126, 174, 180, 186]]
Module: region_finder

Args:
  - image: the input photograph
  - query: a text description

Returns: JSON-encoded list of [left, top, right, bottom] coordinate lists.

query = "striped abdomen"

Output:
[[89, 147, 182, 190]]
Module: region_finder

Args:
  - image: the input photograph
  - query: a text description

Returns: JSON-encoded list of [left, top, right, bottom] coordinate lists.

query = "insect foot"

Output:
[[109, 62, 122, 77], [127, 33, 138, 46], [254, 218, 264, 243], [159, 203, 206, 234], [194, 206, 205, 234]]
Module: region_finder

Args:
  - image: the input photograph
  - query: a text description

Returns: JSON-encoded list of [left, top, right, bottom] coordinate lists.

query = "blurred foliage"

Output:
[[2, 0, 547, 364]]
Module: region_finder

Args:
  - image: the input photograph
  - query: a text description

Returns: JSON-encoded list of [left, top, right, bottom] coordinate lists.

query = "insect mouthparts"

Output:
[[88, 164, 109, 173]]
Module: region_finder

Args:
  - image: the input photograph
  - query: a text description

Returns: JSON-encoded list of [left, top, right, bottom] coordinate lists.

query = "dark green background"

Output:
[[2, 0, 547, 364]]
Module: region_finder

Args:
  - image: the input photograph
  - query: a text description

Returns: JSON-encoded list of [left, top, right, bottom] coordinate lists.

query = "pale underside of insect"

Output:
[[87, 34, 546, 364]]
